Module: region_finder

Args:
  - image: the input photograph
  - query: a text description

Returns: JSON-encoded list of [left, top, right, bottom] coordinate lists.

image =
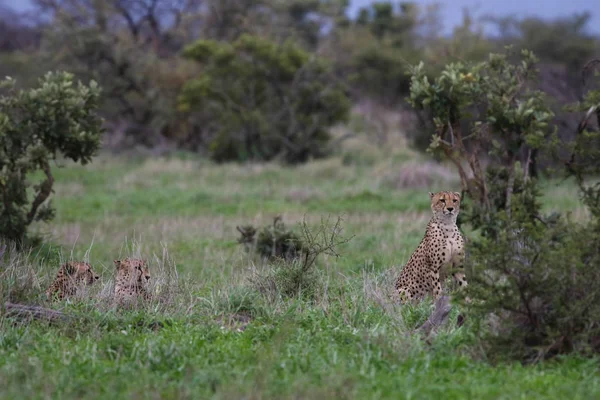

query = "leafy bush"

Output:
[[466, 204, 600, 362], [179, 34, 350, 163], [0, 72, 103, 243]]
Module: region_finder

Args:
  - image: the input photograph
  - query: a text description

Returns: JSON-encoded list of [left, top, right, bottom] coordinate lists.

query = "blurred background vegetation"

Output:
[[1, 0, 598, 162]]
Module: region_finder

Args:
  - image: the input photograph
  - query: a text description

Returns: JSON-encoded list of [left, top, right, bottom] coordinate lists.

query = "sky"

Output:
[[2, 0, 599, 35], [348, 0, 599, 34]]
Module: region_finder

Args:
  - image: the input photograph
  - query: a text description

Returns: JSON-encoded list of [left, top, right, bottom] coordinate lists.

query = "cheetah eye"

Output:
[[453, 199, 458, 203], [440, 199, 445, 204]]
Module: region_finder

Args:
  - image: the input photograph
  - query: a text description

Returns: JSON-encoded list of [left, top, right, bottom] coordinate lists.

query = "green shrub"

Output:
[[0, 72, 103, 244], [179, 34, 350, 164], [465, 206, 600, 362]]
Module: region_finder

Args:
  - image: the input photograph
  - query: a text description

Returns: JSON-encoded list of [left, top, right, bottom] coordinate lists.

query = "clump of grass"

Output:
[[1, 243, 52, 304], [247, 216, 353, 301], [250, 257, 321, 300]]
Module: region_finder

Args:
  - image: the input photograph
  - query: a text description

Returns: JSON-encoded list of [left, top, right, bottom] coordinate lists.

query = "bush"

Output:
[[465, 205, 600, 362], [240, 216, 352, 300], [179, 34, 350, 164], [0, 72, 103, 244]]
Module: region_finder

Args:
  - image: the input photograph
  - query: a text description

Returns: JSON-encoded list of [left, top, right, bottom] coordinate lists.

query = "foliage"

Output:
[[489, 13, 599, 71], [408, 47, 555, 217], [180, 34, 350, 163], [33, 0, 202, 149], [328, 2, 425, 105], [565, 60, 600, 219], [0, 72, 103, 244], [465, 205, 600, 362]]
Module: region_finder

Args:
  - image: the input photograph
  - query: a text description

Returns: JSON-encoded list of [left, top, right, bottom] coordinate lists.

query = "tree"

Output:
[[31, 0, 204, 148], [408, 47, 554, 221], [488, 13, 599, 71], [327, 1, 424, 105], [0, 72, 103, 244], [179, 34, 350, 163]]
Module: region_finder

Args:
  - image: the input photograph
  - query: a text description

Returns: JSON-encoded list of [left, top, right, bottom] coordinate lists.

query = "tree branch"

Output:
[[26, 160, 54, 225]]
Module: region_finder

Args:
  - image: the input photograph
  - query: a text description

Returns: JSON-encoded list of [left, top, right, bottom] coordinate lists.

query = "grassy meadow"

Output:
[[1, 133, 598, 399]]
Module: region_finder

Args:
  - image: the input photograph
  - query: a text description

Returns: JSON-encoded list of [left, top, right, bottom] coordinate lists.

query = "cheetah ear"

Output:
[[63, 262, 76, 275], [428, 192, 435, 199], [453, 192, 462, 200]]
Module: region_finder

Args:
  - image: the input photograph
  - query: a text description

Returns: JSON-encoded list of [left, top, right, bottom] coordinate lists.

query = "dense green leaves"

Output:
[[0, 71, 103, 243], [180, 34, 350, 163], [408, 47, 555, 209]]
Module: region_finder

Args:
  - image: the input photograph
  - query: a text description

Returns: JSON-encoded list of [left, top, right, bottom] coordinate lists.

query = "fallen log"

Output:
[[2, 302, 72, 323], [416, 295, 452, 337]]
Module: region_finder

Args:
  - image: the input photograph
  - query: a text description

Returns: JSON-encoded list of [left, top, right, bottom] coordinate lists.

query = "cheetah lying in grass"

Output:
[[394, 191, 468, 303], [113, 258, 151, 306], [46, 261, 99, 301]]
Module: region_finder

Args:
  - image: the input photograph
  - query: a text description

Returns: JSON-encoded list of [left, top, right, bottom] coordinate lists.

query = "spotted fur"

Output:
[[46, 261, 99, 301], [394, 191, 468, 303], [113, 258, 151, 305]]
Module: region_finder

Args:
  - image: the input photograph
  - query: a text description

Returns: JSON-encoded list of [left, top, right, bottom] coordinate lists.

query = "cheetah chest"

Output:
[[432, 225, 464, 267]]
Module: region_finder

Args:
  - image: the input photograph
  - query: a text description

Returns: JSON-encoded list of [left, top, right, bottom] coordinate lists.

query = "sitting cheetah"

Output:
[[113, 258, 151, 305], [46, 261, 99, 301], [394, 191, 468, 303]]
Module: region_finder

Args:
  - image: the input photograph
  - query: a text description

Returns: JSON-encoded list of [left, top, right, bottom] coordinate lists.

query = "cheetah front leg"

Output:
[[449, 253, 472, 304], [427, 271, 443, 300], [450, 252, 468, 289]]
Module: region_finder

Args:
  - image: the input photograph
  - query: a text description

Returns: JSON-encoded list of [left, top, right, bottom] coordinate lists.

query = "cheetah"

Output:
[[113, 258, 151, 305], [46, 261, 100, 301], [394, 191, 468, 303]]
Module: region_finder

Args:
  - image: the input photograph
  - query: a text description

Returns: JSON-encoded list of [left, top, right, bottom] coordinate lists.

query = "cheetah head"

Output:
[[63, 261, 100, 285], [429, 191, 461, 221], [114, 258, 150, 284]]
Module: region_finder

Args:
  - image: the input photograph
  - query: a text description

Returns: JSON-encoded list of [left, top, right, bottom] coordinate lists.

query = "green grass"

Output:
[[1, 149, 598, 399]]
